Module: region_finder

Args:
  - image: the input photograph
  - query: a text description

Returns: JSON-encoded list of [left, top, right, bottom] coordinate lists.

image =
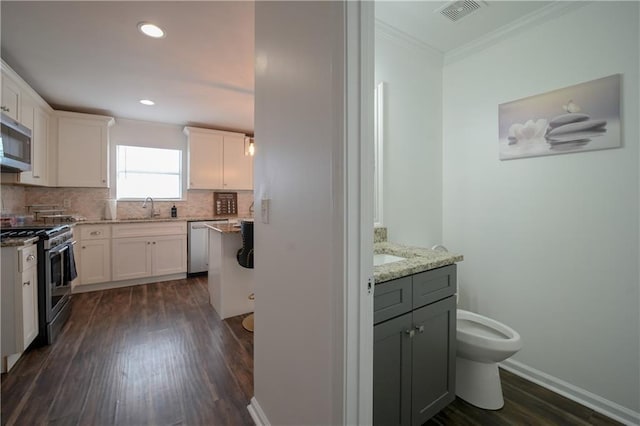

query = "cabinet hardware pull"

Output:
[[152, 242, 156, 244], [23, 280, 31, 286], [26, 254, 35, 261], [415, 325, 425, 333], [405, 329, 415, 338], [82, 246, 86, 249], [90, 231, 101, 235], [147, 242, 151, 245]]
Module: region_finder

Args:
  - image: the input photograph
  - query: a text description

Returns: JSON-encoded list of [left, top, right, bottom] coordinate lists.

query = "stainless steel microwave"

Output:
[[0, 112, 32, 172]]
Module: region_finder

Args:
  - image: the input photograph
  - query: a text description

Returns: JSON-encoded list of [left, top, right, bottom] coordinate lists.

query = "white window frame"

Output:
[[115, 144, 184, 201]]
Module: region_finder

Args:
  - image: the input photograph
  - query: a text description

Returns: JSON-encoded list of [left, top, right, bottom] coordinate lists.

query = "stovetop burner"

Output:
[[0, 224, 71, 241]]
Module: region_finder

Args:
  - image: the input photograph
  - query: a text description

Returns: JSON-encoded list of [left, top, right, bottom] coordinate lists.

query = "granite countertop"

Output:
[[76, 216, 246, 225], [374, 241, 463, 284], [1, 236, 39, 248], [204, 223, 241, 234]]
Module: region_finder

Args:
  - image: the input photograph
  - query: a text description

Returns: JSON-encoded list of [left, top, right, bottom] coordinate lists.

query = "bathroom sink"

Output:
[[373, 253, 406, 267]]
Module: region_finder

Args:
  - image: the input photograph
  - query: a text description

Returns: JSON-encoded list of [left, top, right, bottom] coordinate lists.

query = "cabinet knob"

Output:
[[26, 254, 35, 262], [23, 280, 31, 286], [102, 179, 106, 183], [82, 246, 86, 249], [147, 242, 151, 245], [415, 325, 425, 333], [405, 329, 415, 338], [152, 241, 156, 245]]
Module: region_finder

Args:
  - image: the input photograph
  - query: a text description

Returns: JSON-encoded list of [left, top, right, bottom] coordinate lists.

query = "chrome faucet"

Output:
[[142, 196, 159, 218]]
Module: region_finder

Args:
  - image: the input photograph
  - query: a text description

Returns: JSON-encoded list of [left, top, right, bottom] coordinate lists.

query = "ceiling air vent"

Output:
[[437, 0, 484, 22]]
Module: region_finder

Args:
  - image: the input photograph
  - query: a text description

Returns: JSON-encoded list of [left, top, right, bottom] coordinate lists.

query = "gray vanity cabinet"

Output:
[[373, 264, 457, 426]]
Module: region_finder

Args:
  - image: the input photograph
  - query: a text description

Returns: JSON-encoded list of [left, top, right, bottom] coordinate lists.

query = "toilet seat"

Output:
[[457, 309, 521, 357]]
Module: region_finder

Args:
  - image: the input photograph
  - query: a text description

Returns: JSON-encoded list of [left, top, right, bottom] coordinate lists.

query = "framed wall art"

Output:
[[498, 74, 621, 160]]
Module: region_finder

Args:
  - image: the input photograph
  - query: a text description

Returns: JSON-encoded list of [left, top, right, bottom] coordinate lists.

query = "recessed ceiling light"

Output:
[[138, 22, 165, 38], [139, 99, 155, 106]]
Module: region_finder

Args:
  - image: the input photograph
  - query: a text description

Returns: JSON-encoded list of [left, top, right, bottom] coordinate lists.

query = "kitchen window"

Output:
[[116, 145, 182, 200]]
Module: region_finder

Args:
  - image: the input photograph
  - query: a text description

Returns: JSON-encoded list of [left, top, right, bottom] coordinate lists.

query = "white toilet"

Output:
[[456, 309, 522, 410]]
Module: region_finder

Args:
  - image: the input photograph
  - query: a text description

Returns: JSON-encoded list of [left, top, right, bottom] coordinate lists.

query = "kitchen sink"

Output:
[[373, 253, 406, 267]]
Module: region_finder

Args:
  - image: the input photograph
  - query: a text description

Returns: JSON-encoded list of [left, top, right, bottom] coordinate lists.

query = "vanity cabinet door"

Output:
[[411, 296, 456, 425], [373, 312, 412, 426]]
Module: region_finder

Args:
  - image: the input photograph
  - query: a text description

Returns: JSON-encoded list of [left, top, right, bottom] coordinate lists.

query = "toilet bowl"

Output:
[[456, 309, 522, 410]]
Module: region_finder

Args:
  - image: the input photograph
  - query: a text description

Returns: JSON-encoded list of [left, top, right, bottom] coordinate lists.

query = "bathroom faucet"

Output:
[[142, 196, 159, 218]]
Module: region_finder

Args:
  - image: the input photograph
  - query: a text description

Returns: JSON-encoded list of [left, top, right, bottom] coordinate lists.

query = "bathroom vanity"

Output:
[[373, 239, 462, 425]]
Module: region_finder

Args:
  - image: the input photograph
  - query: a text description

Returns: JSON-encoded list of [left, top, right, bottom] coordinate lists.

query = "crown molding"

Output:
[[375, 18, 444, 62], [444, 1, 588, 66]]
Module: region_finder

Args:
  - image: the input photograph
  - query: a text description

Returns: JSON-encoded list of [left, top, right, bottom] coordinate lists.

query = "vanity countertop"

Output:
[[374, 241, 463, 284]]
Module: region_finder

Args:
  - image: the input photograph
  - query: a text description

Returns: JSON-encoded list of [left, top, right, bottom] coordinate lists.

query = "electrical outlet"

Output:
[[63, 199, 71, 208]]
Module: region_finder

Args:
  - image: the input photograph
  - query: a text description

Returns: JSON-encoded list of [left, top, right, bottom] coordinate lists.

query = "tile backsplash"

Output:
[[1, 185, 26, 214], [2, 184, 254, 220]]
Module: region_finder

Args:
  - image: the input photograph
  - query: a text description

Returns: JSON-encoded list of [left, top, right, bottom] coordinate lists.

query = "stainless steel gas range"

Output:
[[0, 224, 76, 345]]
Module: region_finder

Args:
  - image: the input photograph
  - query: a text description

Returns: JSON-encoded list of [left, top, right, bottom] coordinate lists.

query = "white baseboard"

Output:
[[501, 359, 640, 426], [247, 397, 270, 426]]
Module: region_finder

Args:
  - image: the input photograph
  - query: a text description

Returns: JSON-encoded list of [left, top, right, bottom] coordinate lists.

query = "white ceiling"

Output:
[[375, 1, 553, 53], [2, 1, 554, 135], [1, 1, 255, 134]]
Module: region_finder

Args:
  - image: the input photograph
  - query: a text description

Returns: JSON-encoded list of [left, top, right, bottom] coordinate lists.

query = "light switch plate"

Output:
[[261, 199, 270, 224]]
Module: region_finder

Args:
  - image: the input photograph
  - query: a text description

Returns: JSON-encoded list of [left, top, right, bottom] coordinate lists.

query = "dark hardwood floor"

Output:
[[1, 276, 254, 426], [2, 276, 620, 426], [427, 368, 621, 426]]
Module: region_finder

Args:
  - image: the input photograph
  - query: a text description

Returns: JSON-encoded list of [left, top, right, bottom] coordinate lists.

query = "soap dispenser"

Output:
[[171, 204, 177, 218]]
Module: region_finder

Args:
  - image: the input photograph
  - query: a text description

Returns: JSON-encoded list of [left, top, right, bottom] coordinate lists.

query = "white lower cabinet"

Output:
[[76, 224, 111, 286], [111, 223, 187, 280], [151, 235, 188, 276], [75, 222, 187, 288], [111, 236, 152, 281], [1, 243, 38, 372], [78, 239, 111, 285]]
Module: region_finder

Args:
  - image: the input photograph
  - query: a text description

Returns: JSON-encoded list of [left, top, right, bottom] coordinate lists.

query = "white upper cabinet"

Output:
[[1, 72, 21, 121], [19, 93, 50, 186], [184, 126, 253, 190], [56, 111, 114, 188], [185, 127, 224, 189], [1, 61, 53, 187]]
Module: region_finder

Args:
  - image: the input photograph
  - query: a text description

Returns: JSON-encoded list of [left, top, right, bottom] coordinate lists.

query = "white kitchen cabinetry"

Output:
[[1, 71, 21, 121], [19, 93, 50, 186], [185, 127, 224, 189], [112, 222, 187, 281], [1, 61, 53, 186], [1, 243, 38, 373], [77, 225, 111, 286], [184, 126, 253, 190], [56, 111, 114, 188]]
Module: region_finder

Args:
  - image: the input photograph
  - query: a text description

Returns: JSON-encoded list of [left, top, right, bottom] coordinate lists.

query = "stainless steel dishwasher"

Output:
[[188, 220, 228, 275]]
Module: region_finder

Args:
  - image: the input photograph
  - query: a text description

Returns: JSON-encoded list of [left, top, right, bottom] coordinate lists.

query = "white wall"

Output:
[[253, 2, 346, 424], [375, 25, 443, 247], [443, 1, 639, 419]]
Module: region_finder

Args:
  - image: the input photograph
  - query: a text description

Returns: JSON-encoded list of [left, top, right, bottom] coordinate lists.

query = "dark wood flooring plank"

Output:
[[76, 286, 133, 426]]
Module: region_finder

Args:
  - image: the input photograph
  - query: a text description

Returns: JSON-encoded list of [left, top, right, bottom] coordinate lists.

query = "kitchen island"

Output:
[[205, 223, 254, 319]]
